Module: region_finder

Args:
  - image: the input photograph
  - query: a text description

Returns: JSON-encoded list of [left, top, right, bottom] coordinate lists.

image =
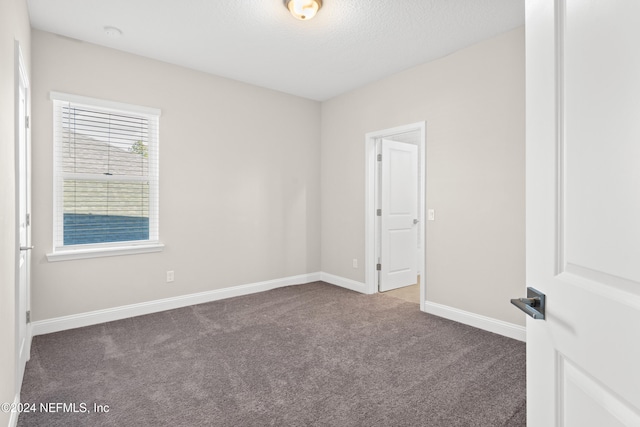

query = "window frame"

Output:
[[47, 92, 163, 262]]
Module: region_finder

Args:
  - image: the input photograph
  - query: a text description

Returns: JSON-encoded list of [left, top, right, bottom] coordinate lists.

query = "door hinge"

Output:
[[26, 213, 31, 226], [376, 209, 381, 216], [26, 310, 31, 323], [25, 116, 30, 129], [376, 263, 381, 271], [377, 154, 382, 161]]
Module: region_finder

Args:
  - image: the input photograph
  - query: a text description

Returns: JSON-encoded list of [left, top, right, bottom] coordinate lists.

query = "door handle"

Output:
[[517, 297, 540, 307], [511, 287, 545, 320], [20, 245, 34, 251], [413, 219, 419, 224]]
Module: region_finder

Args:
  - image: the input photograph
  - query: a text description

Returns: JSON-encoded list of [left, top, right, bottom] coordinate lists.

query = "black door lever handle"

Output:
[[511, 287, 546, 320], [518, 297, 540, 307]]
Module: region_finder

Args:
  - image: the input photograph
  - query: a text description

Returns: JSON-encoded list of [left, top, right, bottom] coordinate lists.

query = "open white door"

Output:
[[15, 43, 31, 389], [379, 139, 418, 292], [524, 1, 640, 426]]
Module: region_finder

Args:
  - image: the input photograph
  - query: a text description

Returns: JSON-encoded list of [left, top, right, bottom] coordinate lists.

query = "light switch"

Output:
[[428, 209, 435, 221]]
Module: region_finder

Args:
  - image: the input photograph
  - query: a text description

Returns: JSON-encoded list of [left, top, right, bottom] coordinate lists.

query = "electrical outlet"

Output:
[[352, 258, 358, 268], [166, 271, 175, 283], [428, 209, 435, 221]]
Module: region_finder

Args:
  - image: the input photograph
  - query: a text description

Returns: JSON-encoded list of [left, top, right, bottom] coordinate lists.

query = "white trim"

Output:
[[365, 122, 427, 311], [49, 91, 161, 117], [14, 40, 31, 421], [31, 272, 322, 336], [424, 300, 526, 342], [320, 272, 368, 294], [47, 242, 165, 262], [8, 393, 20, 427], [16, 44, 29, 88], [28, 272, 524, 344]]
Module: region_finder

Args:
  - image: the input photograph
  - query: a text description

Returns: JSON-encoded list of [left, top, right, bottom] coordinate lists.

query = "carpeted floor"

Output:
[[18, 282, 526, 427]]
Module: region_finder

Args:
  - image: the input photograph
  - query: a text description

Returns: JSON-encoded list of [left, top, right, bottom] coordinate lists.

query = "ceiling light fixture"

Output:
[[284, 0, 322, 21]]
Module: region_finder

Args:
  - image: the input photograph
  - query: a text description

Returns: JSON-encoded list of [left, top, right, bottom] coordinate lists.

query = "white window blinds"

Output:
[[51, 92, 160, 251]]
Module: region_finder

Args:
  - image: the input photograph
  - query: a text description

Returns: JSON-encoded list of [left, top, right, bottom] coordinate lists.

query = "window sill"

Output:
[[46, 242, 165, 262]]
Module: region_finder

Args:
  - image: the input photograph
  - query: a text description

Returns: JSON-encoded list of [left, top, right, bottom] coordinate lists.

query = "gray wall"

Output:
[[31, 30, 321, 321], [320, 27, 526, 326], [0, 0, 31, 423]]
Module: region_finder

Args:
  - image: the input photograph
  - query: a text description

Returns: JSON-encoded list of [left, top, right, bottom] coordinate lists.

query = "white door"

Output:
[[379, 139, 418, 292], [525, 1, 640, 426], [16, 45, 31, 387]]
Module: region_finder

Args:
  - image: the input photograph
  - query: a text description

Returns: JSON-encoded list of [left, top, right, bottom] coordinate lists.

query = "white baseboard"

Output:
[[29, 272, 524, 343], [423, 301, 526, 342], [317, 274, 524, 343], [320, 272, 368, 294], [31, 272, 321, 337]]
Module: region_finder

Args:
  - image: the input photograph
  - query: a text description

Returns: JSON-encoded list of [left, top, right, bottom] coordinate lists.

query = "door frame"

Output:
[[14, 40, 31, 397], [364, 121, 426, 311]]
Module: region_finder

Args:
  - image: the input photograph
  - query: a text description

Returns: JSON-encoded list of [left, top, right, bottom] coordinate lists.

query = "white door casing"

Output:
[[379, 139, 418, 292], [15, 42, 31, 392], [365, 122, 426, 310], [526, 1, 640, 426]]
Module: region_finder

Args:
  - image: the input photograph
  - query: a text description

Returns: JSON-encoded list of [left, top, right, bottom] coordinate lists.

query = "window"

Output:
[[48, 92, 162, 261]]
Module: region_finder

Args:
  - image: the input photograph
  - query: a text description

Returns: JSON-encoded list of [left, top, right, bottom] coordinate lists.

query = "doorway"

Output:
[[365, 122, 426, 311], [15, 41, 31, 393]]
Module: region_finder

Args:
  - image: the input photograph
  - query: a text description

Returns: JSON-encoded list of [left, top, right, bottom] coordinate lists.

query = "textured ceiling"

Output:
[[27, 0, 524, 101]]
